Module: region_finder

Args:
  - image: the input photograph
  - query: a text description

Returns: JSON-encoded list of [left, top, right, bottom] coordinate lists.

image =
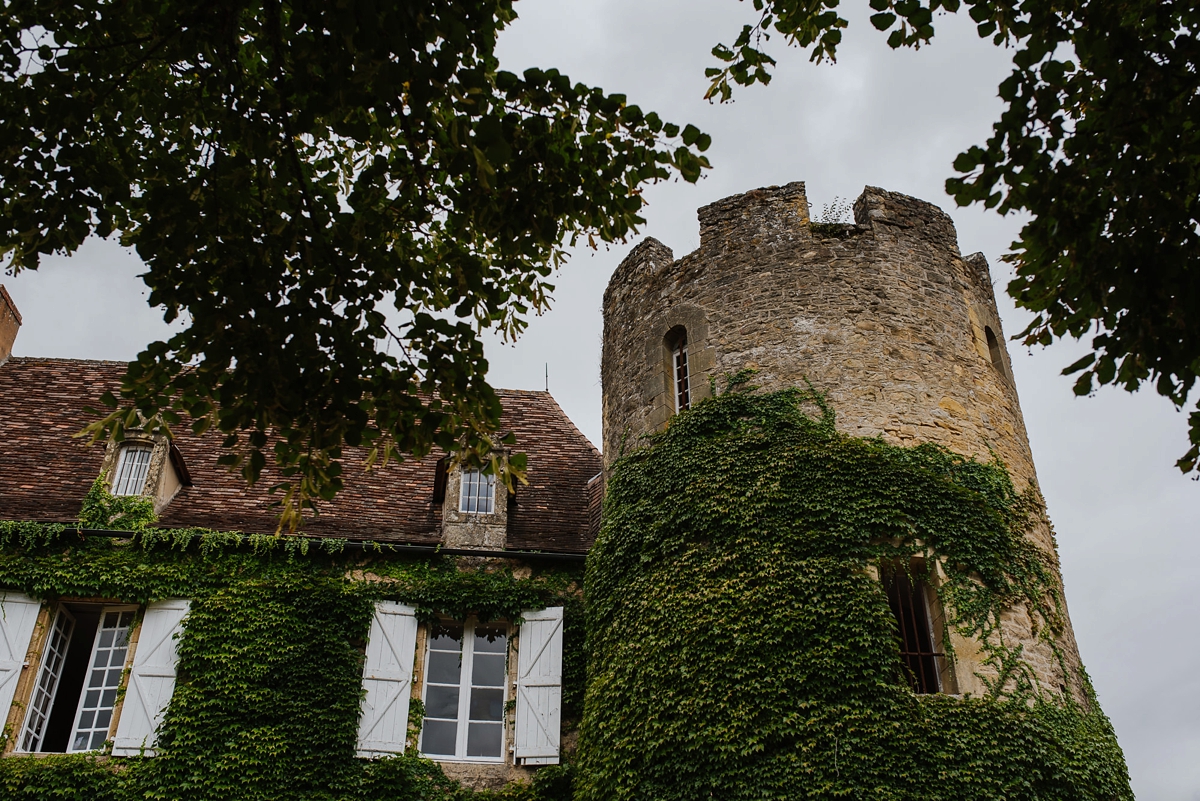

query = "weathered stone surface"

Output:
[[601, 182, 1084, 701]]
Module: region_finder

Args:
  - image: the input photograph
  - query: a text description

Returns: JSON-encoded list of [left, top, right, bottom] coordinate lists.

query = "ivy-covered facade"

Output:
[[0, 351, 597, 801], [0, 179, 1136, 801]]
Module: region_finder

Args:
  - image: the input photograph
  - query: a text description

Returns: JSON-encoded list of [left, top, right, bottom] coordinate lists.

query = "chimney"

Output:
[[0, 285, 21, 365]]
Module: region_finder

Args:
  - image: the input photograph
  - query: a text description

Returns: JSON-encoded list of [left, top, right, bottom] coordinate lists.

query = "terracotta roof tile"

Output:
[[0, 358, 601, 552]]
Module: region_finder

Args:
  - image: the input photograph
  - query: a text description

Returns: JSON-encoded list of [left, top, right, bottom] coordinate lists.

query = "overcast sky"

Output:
[[3, 2, 1197, 798]]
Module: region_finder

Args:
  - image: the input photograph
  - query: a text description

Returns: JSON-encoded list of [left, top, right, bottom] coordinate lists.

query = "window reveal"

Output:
[[984, 326, 1007, 379], [883, 568, 943, 694], [111, 445, 153, 496], [20, 605, 136, 752], [420, 621, 507, 761], [459, 469, 495, 514]]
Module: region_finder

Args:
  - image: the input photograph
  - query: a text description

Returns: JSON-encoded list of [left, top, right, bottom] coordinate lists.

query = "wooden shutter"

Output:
[[0, 593, 42, 724], [514, 606, 563, 765], [112, 599, 189, 756], [357, 601, 418, 757]]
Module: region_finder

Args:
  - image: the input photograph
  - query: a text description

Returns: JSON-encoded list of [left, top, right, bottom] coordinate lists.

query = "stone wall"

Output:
[[601, 182, 1084, 701], [0, 285, 21, 365]]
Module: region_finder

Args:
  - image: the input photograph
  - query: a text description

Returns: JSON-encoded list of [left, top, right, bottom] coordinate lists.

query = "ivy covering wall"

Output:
[[576, 386, 1132, 801], [0, 522, 579, 801]]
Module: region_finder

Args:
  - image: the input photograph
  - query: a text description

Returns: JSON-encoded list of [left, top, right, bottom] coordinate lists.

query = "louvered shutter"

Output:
[[112, 599, 189, 756], [514, 606, 564, 765], [0, 593, 42, 723], [357, 601, 418, 757]]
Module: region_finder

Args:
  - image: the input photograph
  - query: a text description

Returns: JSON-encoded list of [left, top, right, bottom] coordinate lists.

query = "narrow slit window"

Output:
[[111, 445, 153, 496], [673, 333, 690, 412], [883, 567, 942, 694], [984, 326, 1007, 379], [459, 469, 495, 514], [20, 605, 137, 753], [420, 621, 507, 761]]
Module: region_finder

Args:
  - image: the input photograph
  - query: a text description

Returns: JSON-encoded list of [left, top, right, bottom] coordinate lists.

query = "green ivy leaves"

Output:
[[576, 388, 1131, 801], [0, 521, 581, 801]]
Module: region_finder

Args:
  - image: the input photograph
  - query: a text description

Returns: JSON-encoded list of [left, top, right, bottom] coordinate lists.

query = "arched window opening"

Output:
[[984, 326, 1007, 378], [666, 327, 690, 412]]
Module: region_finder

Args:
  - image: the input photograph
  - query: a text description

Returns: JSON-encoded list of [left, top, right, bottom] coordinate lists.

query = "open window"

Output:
[[881, 563, 954, 695], [20, 604, 137, 752], [665, 326, 690, 413]]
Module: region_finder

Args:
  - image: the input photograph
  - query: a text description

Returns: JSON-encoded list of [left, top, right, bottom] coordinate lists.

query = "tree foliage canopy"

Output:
[[0, 0, 710, 527], [709, 0, 1200, 475]]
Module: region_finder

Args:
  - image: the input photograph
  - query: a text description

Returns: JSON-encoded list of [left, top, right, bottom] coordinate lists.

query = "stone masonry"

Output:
[[601, 182, 1085, 702]]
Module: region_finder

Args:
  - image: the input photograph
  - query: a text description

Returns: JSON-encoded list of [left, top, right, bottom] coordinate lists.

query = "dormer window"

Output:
[[668, 328, 690, 412], [459, 469, 495, 514], [111, 445, 153, 496]]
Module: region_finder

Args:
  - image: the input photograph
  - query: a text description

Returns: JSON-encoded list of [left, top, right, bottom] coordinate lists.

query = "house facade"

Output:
[[0, 295, 599, 794]]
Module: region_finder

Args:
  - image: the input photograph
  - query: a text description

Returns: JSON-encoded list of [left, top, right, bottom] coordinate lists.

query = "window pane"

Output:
[[469, 687, 504, 722], [466, 722, 503, 757], [472, 653, 505, 688], [421, 719, 458, 756], [427, 651, 462, 685], [425, 686, 460, 719], [474, 628, 506, 653], [430, 624, 463, 648]]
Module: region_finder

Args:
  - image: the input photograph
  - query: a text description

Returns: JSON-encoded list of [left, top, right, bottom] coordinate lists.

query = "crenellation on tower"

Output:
[[696, 181, 811, 251]]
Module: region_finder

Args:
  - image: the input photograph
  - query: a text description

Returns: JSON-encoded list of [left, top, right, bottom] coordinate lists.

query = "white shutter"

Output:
[[514, 606, 564, 765], [112, 599, 189, 756], [356, 601, 418, 758], [0, 593, 42, 725]]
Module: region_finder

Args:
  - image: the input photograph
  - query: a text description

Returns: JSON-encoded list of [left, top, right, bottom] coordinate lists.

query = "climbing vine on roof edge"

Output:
[[0, 523, 580, 801], [576, 385, 1132, 801]]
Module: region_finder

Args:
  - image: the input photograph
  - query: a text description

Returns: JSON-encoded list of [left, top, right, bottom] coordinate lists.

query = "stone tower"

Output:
[[600, 182, 1083, 701]]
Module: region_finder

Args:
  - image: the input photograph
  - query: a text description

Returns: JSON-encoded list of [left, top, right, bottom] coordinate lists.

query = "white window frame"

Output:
[[111, 444, 154, 496], [458, 469, 495, 515], [419, 618, 507, 763]]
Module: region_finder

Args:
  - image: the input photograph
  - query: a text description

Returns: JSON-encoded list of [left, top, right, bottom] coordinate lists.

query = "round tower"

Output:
[[599, 183, 1089, 710], [603, 182, 1034, 488]]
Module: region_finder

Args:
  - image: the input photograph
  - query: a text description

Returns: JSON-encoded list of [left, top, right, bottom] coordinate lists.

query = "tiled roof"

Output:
[[0, 358, 601, 553]]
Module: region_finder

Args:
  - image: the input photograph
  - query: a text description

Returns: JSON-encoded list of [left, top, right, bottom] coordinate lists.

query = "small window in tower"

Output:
[[111, 444, 153, 496], [669, 329, 690, 412], [459, 469, 495, 514], [984, 326, 1007, 379], [882, 564, 943, 694]]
